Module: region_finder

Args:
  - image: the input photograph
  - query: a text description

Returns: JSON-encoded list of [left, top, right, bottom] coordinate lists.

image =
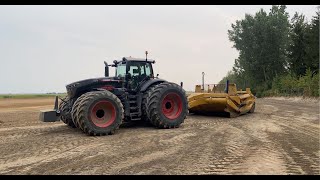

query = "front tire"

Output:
[[76, 91, 124, 136], [146, 82, 188, 128], [71, 94, 90, 128], [59, 97, 76, 128]]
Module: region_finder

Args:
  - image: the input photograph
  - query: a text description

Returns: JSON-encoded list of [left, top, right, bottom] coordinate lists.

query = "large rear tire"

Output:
[[76, 91, 124, 136], [59, 97, 76, 128], [141, 83, 160, 122], [146, 82, 188, 128]]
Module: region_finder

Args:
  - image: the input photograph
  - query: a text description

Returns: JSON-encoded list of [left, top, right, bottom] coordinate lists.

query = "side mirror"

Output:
[[113, 60, 118, 67], [104, 61, 109, 77]]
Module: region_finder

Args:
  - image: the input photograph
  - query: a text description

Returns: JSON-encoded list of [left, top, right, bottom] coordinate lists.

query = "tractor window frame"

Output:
[[145, 63, 152, 76], [115, 63, 127, 77]]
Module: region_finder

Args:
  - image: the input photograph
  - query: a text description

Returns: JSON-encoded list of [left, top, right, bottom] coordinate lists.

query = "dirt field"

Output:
[[0, 97, 319, 175]]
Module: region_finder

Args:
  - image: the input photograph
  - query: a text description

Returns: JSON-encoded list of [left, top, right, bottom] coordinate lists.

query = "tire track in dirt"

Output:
[[0, 126, 89, 173], [266, 103, 319, 172], [179, 113, 281, 175], [0, 111, 46, 128], [253, 101, 319, 174], [272, 115, 319, 137], [0, 141, 106, 174], [268, 130, 319, 174], [218, 112, 288, 174], [0, 124, 64, 143], [28, 128, 195, 174]]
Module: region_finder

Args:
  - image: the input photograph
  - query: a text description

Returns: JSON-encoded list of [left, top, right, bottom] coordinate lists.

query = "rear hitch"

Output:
[[39, 96, 61, 122]]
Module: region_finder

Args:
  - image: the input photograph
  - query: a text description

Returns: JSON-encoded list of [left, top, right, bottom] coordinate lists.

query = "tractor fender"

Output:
[[140, 79, 167, 92]]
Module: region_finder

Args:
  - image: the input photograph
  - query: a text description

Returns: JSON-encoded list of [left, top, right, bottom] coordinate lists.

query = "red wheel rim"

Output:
[[90, 100, 116, 128], [161, 92, 183, 120]]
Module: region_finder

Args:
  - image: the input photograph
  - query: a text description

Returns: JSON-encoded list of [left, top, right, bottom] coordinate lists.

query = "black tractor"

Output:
[[40, 52, 188, 136]]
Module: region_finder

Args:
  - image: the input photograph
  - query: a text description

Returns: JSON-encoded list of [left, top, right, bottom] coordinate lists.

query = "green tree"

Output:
[[264, 5, 290, 81], [228, 5, 290, 93], [288, 12, 308, 76], [221, 6, 319, 97], [305, 11, 319, 75]]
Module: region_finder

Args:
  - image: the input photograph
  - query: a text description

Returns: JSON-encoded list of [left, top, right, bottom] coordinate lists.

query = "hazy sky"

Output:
[[0, 5, 318, 93]]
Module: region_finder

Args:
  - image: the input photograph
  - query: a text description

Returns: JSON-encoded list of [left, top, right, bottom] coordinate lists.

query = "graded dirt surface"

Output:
[[0, 97, 319, 175]]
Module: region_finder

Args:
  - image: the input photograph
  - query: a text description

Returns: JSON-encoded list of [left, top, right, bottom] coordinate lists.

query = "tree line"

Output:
[[220, 5, 319, 97]]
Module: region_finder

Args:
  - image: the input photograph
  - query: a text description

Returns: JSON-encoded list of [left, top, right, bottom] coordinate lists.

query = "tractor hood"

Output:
[[66, 77, 121, 88], [66, 77, 123, 98]]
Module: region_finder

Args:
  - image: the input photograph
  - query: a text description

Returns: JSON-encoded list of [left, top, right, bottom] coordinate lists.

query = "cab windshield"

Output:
[[116, 62, 153, 78]]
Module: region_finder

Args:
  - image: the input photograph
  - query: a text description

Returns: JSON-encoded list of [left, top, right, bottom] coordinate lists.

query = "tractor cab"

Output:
[[106, 57, 156, 90]]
